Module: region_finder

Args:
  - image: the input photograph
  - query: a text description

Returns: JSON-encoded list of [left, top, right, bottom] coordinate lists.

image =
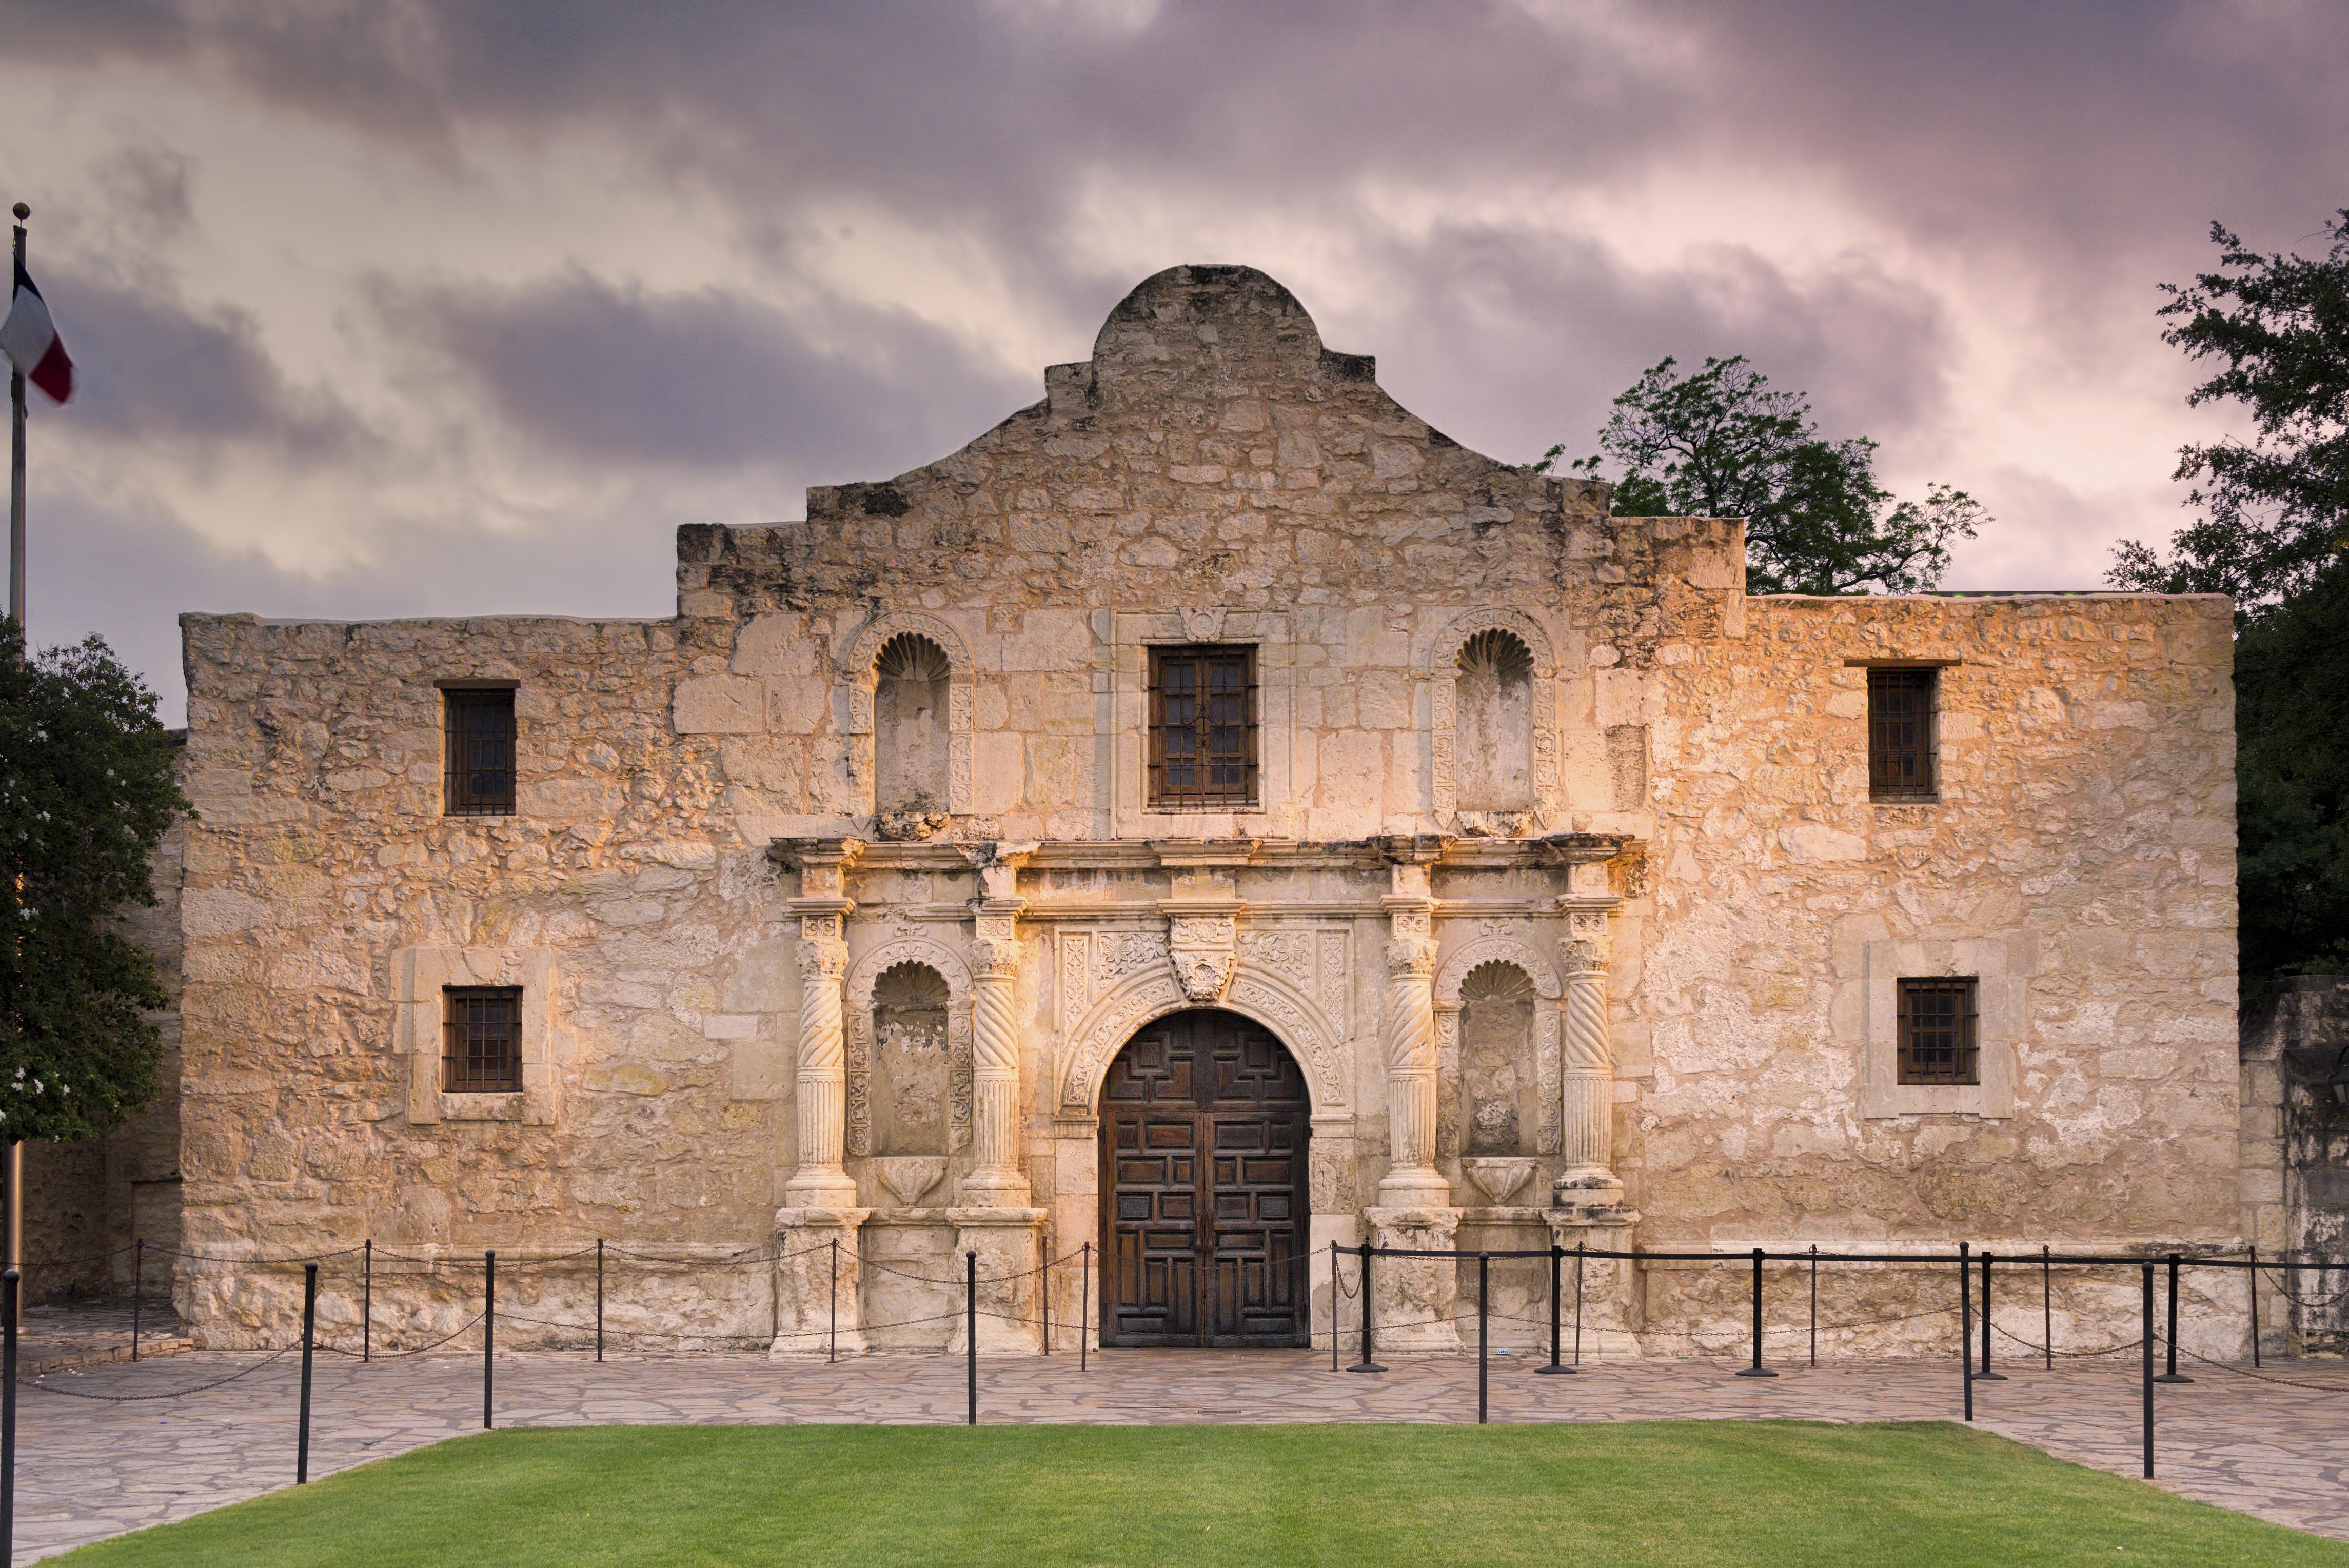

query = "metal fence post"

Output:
[[4, 1266, 17, 1566], [2141, 1261, 2155, 1478], [298, 1261, 317, 1483], [1975, 1252, 2004, 1380], [1735, 1248, 1774, 1377], [1959, 1241, 1973, 1422], [1538, 1243, 1571, 1374], [1807, 1244, 1817, 1368], [2041, 1244, 2052, 1371], [2248, 1245, 2261, 1368], [1476, 1253, 1489, 1424], [1349, 1241, 1384, 1373], [1080, 1242, 1090, 1372], [595, 1238, 604, 1364], [362, 1238, 372, 1364], [829, 1238, 838, 1366], [965, 1249, 977, 1426], [130, 1237, 144, 1363], [2155, 1252, 2191, 1383], [1572, 1244, 1585, 1367], [1042, 1246, 1051, 1357], [483, 1249, 496, 1431]]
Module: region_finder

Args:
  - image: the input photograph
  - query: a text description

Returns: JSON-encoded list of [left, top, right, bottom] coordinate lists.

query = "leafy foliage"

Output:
[[2233, 562, 2349, 994], [0, 620, 189, 1141], [1537, 355, 1982, 594], [2109, 211, 2349, 607]]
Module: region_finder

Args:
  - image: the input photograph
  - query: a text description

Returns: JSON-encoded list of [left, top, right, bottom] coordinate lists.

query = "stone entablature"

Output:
[[160, 265, 2245, 1361]]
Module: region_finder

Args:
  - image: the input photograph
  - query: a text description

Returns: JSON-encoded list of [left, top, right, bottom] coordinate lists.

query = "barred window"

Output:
[[443, 688, 516, 816], [1148, 645, 1257, 807], [443, 987, 523, 1094], [1897, 978, 1979, 1085], [1867, 666, 1938, 801]]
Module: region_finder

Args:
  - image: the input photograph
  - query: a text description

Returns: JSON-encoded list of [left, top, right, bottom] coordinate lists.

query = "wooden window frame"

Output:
[[443, 986, 524, 1094], [1147, 644, 1259, 809], [1866, 665, 1939, 802], [1896, 977, 1979, 1086], [442, 686, 516, 817]]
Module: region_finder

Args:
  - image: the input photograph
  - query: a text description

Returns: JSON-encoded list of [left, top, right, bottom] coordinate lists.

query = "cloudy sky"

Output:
[[4, 1, 2342, 722]]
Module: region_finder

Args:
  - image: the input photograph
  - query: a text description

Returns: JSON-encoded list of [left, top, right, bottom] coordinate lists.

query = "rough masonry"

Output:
[[149, 265, 2243, 1358]]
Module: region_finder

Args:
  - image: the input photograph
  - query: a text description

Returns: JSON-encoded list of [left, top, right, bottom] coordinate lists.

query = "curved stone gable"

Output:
[[678, 263, 1631, 620]]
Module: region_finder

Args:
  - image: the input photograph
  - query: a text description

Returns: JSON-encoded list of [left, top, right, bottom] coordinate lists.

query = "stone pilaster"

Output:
[[779, 838, 862, 1209], [1378, 841, 1451, 1207], [946, 1206, 1048, 1355], [1544, 1203, 1643, 1361], [771, 1206, 870, 1359], [959, 843, 1033, 1205], [1364, 1205, 1463, 1353]]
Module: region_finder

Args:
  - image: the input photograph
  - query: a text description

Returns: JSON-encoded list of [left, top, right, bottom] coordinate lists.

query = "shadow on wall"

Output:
[[2245, 975, 2349, 1354]]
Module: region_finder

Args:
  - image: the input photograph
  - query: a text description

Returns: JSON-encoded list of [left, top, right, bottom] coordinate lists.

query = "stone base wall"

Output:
[[171, 1233, 2256, 1363]]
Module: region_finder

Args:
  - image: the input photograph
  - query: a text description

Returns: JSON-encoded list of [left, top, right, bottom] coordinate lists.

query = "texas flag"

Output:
[[2, 253, 74, 405]]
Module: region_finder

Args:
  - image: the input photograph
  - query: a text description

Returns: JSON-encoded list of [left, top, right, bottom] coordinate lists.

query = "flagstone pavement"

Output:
[[11, 1345, 2348, 1562]]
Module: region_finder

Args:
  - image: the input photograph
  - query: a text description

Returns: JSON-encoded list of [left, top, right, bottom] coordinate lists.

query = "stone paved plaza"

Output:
[[8, 1346, 2348, 1562]]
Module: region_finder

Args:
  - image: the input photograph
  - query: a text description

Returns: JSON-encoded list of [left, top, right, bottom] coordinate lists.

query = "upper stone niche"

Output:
[[676, 263, 1614, 617]]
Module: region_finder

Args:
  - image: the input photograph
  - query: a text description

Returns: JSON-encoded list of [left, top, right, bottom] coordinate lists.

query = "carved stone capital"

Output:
[[799, 931, 849, 981], [1384, 937, 1437, 978], [972, 938, 1024, 983], [772, 837, 866, 898]]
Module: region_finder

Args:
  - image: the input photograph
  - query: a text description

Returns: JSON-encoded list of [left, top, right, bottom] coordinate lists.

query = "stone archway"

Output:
[[1097, 1009, 1310, 1349]]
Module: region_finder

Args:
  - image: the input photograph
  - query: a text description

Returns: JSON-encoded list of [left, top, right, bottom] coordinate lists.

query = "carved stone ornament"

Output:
[[1180, 606, 1229, 641], [1173, 949, 1236, 1002], [1166, 912, 1237, 1003], [875, 809, 951, 842]]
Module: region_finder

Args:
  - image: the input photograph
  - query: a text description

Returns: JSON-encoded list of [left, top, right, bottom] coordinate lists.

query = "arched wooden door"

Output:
[[1099, 1009, 1310, 1348]]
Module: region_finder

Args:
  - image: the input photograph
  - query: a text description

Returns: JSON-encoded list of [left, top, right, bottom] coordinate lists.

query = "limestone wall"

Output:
[[163, 264, 2248, 1359]]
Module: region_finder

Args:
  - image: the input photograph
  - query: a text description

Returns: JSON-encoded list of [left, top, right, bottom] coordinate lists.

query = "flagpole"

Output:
[[8, 204, 24, 634], [7, 200, 28, 1314]]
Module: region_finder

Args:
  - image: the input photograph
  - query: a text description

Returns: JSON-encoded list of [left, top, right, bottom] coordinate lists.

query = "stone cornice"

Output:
[[788, 833, 1646, 875]]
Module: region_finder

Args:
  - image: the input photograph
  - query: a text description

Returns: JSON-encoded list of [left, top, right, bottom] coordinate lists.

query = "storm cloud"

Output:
[[0, 2, 2340, 719]]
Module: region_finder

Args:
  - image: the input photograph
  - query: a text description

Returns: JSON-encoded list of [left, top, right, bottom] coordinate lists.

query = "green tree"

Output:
[[2233, 560, 2349, 993], [2109, 211, 2349, 607], [0, 620, 190, 1141], [1537, 354, 1983, 594]]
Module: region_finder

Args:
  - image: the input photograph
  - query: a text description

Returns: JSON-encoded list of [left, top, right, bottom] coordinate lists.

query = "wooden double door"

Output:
[[1100, 1010, 1310, 1348]]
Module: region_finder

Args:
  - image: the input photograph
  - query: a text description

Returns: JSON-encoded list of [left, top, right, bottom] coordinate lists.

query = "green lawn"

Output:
[[58, 1422, 2344, 1567]]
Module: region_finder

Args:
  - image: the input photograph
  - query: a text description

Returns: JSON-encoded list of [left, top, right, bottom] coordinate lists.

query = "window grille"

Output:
[[1148, 645, 1258, 807], [443, 688, 516, 816], [1897, 978, 1979, 1085], [1867, 666, 1937, 801], [443, 987, 523, 1094]]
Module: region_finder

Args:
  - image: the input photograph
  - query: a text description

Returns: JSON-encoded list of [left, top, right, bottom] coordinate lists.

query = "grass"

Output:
[[57, 1421, 2346, 1567]]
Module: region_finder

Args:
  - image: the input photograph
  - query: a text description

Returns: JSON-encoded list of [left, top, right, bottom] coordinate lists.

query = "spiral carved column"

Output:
[[961, 938, 1029, 1203], [1554, 924, 1624, 1205], [1379, 935, 1449, 1206], [783, 920, 859, 1208]]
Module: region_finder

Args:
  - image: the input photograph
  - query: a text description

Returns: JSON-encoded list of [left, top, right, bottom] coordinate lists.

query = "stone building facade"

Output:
[[156, 265, 2246, 1358]]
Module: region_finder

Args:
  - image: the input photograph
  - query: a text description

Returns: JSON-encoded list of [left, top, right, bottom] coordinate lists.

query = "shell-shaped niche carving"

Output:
[[875, 633, 952, 818]]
